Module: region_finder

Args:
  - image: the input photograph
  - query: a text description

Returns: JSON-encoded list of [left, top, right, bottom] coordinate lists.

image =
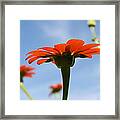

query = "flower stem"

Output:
[[61, 67, 70, 100], [20, 82, 33, 100]]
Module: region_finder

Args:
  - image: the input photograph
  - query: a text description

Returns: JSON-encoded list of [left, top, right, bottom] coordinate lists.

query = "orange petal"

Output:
[[37, 59, 49, 65], [24, 72, 35, 78], [28, 57, 39, 64], [80, 44, 100, 51], [81, 48, 100, 54], [25, 55, 34, 60], [50, 85, 57, 89], [66, 39, 85, 45], [28, 72, 35, 74], [85, 54, 93, 58], [33, 52, 51, 57], [26, 67, 35, 71], [40, 47, 59, 54], [24, 74, 33, 78], [27, 50, 39, 55], [20, 65, 26, 71], [66, 39, 85, 53], [27, 49, 52, 56], [65, 45, 71, 52], [54, 44, 66, 54], [26, 51, 52, 61], [20, 65, 35, 72], [50, 84, 62, 89]]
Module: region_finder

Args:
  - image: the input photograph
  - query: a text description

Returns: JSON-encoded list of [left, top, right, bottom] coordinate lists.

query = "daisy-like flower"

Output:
[[20, 65, 35, 82], [49, 83, 62, 96], [26, 39, 100, 100], [20, 65, 35, 100]]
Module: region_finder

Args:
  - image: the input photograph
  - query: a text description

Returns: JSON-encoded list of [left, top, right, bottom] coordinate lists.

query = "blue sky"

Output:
[[20, 20, 100, 100]]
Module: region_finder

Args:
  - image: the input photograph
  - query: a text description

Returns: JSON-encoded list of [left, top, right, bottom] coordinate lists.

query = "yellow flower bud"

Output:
[[88, 20, 96, 27]]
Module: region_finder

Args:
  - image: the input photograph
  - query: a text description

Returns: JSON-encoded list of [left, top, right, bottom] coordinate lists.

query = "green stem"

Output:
[[61, 67, 70, 100], [20, 82, 33, 100]]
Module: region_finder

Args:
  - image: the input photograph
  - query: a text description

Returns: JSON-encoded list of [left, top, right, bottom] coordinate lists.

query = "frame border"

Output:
[[0, 0, 119, 119]]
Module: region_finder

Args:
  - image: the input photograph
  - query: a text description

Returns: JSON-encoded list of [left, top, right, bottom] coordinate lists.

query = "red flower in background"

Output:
[[20, 65, 35, 82], [49, 83, 62, 96], [26, 39, 100, 100], [26, 39, 100, 68]]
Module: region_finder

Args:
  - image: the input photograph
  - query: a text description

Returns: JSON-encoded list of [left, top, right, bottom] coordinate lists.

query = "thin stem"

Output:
[[20, 74, 23, 83], [61, 67, 70, 100], [20, 82, 33, 100]]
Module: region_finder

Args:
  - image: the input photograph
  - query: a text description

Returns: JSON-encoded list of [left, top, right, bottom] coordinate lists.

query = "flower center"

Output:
[[53, 52, 75, 68]]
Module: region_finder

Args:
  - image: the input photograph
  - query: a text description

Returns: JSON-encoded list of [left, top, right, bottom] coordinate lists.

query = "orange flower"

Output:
[[20, 65, 35, 82], [26, 39, 100, 100], [49, 83, 62, 96], [26, 39, 100, 68]]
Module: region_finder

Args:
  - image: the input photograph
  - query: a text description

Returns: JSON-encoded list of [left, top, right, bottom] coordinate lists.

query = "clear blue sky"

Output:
[[20, 20, 100, 100]]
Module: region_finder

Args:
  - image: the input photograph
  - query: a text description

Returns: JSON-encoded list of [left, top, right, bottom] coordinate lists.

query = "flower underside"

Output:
[[53, 52, 75, 68], [26, 39, 100, 68], [49, 83, 62, 95]]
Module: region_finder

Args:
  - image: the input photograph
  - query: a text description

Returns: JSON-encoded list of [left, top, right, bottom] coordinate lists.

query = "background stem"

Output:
[[20, 82, 33, 100], [61, 67, 70, 100]]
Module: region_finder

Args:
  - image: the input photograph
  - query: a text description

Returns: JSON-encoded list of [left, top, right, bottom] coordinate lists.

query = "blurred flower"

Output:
[[20, 65, 35, 100], [20, 65, 35, 82], [49, 83, 62, 96], [26, 39, 100, 100]]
